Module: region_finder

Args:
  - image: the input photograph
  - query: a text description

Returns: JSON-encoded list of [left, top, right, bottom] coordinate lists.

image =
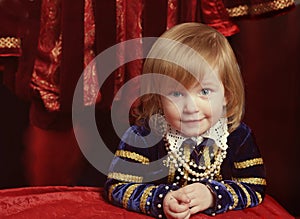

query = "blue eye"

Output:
[[170, 91, 183, 97], [200, 88, 211, 96]]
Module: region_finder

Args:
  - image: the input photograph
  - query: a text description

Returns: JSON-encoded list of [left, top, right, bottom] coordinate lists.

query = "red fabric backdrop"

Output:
[[0, 186, 294, 219]]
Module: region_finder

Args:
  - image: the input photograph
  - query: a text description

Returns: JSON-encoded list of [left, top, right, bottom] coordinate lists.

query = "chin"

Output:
[[180, 129, 205, 137]]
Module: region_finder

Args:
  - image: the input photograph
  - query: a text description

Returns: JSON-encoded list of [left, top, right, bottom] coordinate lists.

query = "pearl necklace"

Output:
[[163, 136, 227, 181], [162, 119, 229, 182]]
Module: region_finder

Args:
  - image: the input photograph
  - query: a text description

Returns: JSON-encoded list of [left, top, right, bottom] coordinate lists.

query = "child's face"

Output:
[[161, 71, 226, 137]]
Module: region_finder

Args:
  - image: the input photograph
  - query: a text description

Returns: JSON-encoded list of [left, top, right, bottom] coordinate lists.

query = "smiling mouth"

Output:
[[181, 118, 204, 123]]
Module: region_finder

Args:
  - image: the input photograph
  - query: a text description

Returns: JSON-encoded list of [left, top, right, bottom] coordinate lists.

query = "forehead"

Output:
[[157, 61, 222, 89]]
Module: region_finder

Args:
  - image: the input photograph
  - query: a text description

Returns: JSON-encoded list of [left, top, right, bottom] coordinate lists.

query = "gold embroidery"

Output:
[[255, 191, 263, 204], [227, 0, 294, 17], [250, 0, 294, 15], [31, 71, 60, 111], [115, 150, 150, 164], [203, 146, 211, 168], [234, 158, 264, 169], [31, 0, 62, 111], [140, 186, 156, 213], [181, 143, 190, 186], [108, 183, 124, 202], [226, 5, 249, 17], [108, 172, 143, 183], [236, 182, 251, 207], [0, 37, 21, 49], [167, 162, 176, 184], [233, 177, 267, 185], [123, 184, 140, 209], [225, 184, 239, 209]]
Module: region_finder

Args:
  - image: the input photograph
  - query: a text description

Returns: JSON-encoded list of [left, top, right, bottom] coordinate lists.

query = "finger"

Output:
[[189, 205, 202, 215], [183, 212, 191, 219], [168, 200, 190, 213], [172, 190, 190, 204]]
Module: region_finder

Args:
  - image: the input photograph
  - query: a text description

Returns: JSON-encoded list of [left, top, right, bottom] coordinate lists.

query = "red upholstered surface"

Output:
[[0, 186, 294, 219]]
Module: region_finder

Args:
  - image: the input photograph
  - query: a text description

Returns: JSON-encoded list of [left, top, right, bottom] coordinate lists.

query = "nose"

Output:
[[183, 94, 199, 114]]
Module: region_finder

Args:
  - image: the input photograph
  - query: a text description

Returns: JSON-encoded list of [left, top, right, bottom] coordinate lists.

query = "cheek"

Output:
[[163, 102, 178, 117], [208, 96, 226, 121]]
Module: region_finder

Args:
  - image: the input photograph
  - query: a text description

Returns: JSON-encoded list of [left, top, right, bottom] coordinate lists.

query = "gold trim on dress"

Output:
[[108, 172, 143, 183], [181, 143, 190, 186], [250, 0, 294, 15], [0, 37, 21, 49], [167, 162, 176, 184], [226, 0, 294, 17], [236, 182, 252, 207], [225, 184, 239, 209], [234, 158, 264, 169], [108, 182, 124, 202], [140, 185, 156, 213], [203, 146, 211, 168], [115, 150, 150, 164], [255, 191, 263, 204], [226, 5, 249, 17], [123, 184, 140, 209], [233, 177, 267, 185]]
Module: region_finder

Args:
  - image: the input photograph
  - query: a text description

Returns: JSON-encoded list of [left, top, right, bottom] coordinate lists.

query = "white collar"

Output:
[[166, 118, 229, 151]]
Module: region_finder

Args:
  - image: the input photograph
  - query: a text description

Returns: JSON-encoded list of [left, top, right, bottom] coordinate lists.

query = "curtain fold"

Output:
[[0, 0, 295, 128]]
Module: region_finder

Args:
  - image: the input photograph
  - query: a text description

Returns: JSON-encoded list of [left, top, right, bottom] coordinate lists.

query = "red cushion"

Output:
[[0, 186, 294, 218]]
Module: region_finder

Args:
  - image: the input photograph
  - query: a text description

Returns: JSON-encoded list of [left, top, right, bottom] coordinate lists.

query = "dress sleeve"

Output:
[[202, 126, 266, 216], [104, 126, 179, 218], [0, 0, 23, 57]]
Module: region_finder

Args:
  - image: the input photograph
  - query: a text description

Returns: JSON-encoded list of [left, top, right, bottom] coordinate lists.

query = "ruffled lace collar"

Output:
[[166, 117, 229, 151]]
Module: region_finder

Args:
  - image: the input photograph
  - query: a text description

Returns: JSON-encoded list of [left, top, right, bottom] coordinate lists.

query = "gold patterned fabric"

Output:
[[108, 172, 143, 183], [0, 37, 20, 49], [234, 158, 264, 169], [115, 150, 150, 164], [114, 0, 144, 101], [0, 37, 21, 57], [122, 184, 140, 208], [233, 177, 267, 185], [30, 0, 62, 111], [225, 0, 295, 18], [225, 184, 239, 209], [140, 185, 156, 213], [83, 0, 99, 106]]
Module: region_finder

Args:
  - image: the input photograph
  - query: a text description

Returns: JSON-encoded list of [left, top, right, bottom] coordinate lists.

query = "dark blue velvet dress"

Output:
[[104, 122, 266, 218]]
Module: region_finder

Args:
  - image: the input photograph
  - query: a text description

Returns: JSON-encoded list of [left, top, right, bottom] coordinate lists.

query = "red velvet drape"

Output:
[[0, 187, 294, 219]]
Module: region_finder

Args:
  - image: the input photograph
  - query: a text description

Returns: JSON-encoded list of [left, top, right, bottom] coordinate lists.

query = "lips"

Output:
[[181, 118, 204, 123]]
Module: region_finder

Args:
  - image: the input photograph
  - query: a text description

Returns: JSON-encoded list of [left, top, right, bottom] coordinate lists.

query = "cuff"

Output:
[[148, 184, 179, 219], [202, 180, 233, 216]]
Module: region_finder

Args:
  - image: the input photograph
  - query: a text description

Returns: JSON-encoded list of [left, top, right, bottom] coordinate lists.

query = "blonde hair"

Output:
[[138, 22, 244, 133]]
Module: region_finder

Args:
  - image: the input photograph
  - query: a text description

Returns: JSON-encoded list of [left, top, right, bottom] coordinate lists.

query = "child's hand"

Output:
[[181, 183, 215, 215], [163, 190, 191, 219]]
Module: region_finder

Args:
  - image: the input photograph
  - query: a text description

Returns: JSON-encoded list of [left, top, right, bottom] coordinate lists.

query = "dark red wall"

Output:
[[230, 6, 300, 216]]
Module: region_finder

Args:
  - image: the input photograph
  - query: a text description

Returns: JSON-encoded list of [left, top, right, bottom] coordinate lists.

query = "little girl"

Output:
[[104, 22, 266, 219]]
